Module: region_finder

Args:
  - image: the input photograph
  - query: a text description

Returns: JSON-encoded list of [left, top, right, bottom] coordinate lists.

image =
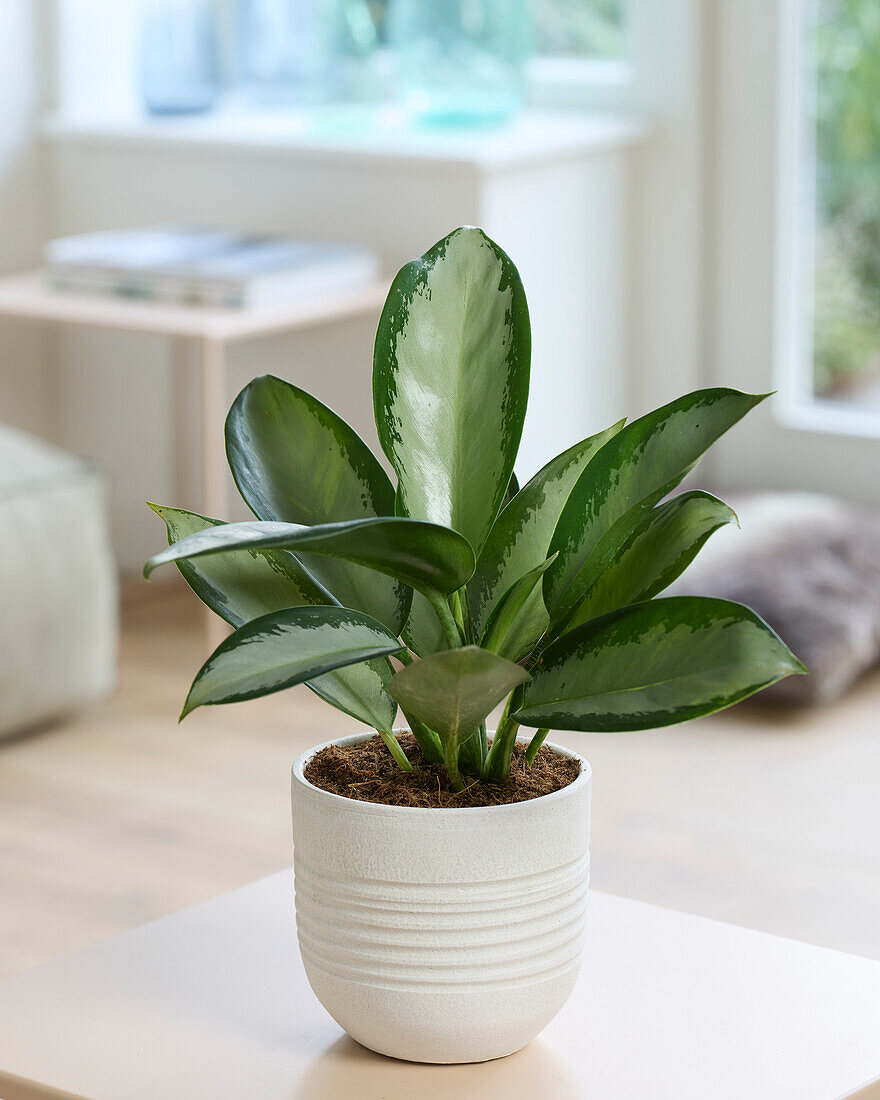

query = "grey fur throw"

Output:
[[667, 493, 880, 704]]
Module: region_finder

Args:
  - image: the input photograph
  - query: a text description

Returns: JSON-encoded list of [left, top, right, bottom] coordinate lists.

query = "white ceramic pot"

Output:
[[291, 731, 591, 1064]]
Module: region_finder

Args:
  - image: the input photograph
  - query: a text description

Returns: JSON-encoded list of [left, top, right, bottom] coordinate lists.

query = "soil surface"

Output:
[[303, 732, 581, 808]]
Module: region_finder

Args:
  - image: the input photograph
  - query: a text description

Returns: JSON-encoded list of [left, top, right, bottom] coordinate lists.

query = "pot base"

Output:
[[303, 960, 582, 1064]]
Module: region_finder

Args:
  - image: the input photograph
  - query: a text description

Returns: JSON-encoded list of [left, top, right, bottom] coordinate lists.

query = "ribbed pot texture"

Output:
[[291, 731, 591, 1064]]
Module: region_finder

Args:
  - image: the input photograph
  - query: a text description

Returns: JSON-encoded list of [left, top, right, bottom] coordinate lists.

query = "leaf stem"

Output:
[[444, 737, 465, 792], [486, 714, 520, 783], [477, 719, 489, 768], [524, 728, 549, 765], [483, 694, 514, 779], [379, 729, 412, 772], [425, 589, 463, 649], [450, 589, 466, 634], [458, 722, 488, 777], [401, 709, 444, 765]]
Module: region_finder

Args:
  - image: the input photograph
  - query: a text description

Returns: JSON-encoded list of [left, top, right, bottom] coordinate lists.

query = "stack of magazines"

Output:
[[45, 227, 380, 309]]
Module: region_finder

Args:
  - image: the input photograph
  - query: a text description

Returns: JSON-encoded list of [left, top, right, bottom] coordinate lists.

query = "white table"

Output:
[[0, 270, 388, 525], [0, 271, 388, 644], [0, 871, 877, 1100]]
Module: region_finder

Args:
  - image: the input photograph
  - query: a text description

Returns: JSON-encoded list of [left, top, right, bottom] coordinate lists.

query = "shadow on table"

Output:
[[293, 1033, 581, 1098]]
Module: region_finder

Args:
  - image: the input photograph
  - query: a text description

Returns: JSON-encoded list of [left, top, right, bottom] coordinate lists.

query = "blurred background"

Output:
[[1, 0, 879, 977]]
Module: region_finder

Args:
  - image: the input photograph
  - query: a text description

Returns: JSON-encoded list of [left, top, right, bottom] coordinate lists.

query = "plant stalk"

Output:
[[486, 715, 520, 783], [483, 694, 514, 779], [444, 737, 465, 792], [402, 710, 444, 765], [426, 589, 463, 649], [379, 729, 412, 772], [524, 728, 549, 765], [477, 720, 489, 768], [458, 721, 488, 777], [450, 589, 466, 635]]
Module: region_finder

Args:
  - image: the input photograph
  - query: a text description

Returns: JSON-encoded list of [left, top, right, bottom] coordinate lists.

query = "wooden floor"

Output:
[[1, 580, 879, 978]]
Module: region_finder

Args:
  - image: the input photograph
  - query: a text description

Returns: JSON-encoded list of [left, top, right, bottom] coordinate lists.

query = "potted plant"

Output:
[[145, 226, 805, 1064]]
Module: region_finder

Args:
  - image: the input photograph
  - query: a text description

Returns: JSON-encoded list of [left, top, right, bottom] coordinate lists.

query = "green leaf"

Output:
[[401, 589, 447, 658], [514, 597, 806, 732], [149, 504, 398, 733], [544, 389, 767, 628], [373, 226, 531, 557], [558, 491, 738, 632], [502, 471, 520, 509], [181, 606, 405, 718], [227, 374, 396, 523], [388, 645, 529, 748], [145, 516, 476, 598], [148, 503, 332, 625], [226, 374, 408, 636], [480, 555, 556, 662], [307, 660, 398, 735], [468, 422, 625, 640]]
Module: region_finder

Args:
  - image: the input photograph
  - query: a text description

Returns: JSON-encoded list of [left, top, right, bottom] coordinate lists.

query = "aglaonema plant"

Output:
[[144, 226, 806, 791]]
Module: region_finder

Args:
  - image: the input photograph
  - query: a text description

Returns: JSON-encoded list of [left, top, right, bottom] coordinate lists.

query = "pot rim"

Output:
[[292, 729, 591, 817]]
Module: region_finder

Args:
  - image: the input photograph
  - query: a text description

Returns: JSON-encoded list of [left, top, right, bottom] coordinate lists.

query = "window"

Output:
[[532, 0, 626, 59], [56, 0, 631, 121], [368, 1, 628, 59], [804, 0, 880, 407]]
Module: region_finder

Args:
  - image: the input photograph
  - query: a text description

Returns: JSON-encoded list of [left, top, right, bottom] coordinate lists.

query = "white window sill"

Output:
[[528, 57, 634, 110], [41, 106, 648, 175], [778, 397, 880, 441]]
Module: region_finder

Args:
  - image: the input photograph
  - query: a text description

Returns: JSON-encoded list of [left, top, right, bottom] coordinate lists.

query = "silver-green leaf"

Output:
[[544, 389, 767, 628], [181, 606, 405, 718], [558, 491, 738, 632], [480, 555, 556, 662], [226, 374, 408, 635], [373, 226, 530, 557], [468, 422, 625, 639], [514, 597, 806, 732], [145, 516, 476, 598], [148, 503, 332, 625], [151, 505, 399, 732]]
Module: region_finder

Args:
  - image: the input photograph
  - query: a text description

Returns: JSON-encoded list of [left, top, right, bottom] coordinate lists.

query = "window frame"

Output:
[[773, 0, 880, 440], [703, 0, 880, 508]]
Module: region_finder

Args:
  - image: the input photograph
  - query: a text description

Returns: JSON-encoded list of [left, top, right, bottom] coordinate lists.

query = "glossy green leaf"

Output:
[[401, 589, 447, 657], [388, 645, 529, 747], [480, 555, 556, 662], [149, 504, 398, 732], [514, 597, 806, 732], [558, 491, 738, 632], [226, 374, 408, 635], [307, 660, 398, 735], [148, 503, 332, 625], [544, 389, 767, 628], [468, 422, 625, 639], [182, 606, 405, 718], [373, 226, 531, 557], [502, 471, 520, 509], [145, 516, 475, 597]]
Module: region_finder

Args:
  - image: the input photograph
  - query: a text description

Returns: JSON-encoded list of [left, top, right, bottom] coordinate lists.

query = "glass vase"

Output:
[[141, 0, 220, 116], [387, 0, 530, 127]]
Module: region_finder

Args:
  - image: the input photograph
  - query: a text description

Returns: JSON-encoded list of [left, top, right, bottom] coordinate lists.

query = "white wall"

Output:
[[0, 1, 49, 436], [581, 0, 710, 423]]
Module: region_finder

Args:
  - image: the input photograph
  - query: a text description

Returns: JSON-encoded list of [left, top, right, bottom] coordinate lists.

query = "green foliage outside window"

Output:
[[811, 0, 880, 396]]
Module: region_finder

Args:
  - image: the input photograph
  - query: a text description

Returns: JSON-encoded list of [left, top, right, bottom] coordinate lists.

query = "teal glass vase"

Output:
[[387, 0, 530, 127]]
